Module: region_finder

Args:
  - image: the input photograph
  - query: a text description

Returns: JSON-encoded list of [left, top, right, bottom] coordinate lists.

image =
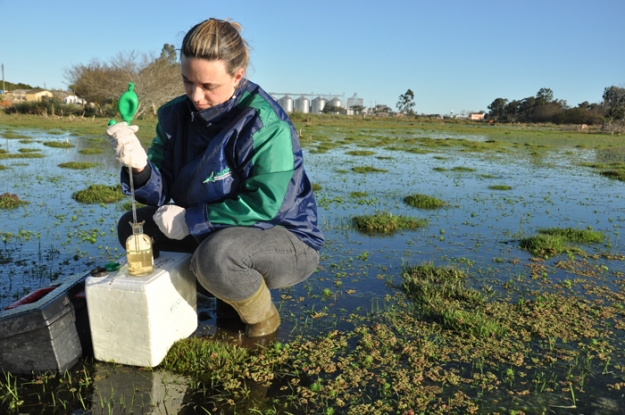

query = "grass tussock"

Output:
[[79, 148, 104, 155], [0, 193, 29, 209], [519, 227, 604, 256], [44, 141, 74, 149], [58, 162, 99, 169], [352, 211, 428, 234], [450, 166, 476, 172], [488, 184, 512, 190], [600, 170, 625, 181], [0, 152, 45, 160], [72, 184, 123, 204], [346, 150, 375, 156], [352, 165, 388, 174], [1, 131, 30, 139], [403, 193, 447, 209]]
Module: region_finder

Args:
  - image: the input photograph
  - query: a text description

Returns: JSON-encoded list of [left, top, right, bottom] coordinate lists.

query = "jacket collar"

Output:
[[187, 86, 244, 125]]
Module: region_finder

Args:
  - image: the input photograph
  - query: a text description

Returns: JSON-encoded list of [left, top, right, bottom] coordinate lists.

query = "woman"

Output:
[[106, 18, 324, 338]]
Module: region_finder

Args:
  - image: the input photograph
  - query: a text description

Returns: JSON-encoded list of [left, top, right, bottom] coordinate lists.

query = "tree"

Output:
[[322, 104, 342, 114], [602, 86, 625, 123], [396, 89, 415, 115], [350, 105, 366, 114], [65, 44, 182, 117], [535, 88, 554, 105], [487, 98, 508, 120]]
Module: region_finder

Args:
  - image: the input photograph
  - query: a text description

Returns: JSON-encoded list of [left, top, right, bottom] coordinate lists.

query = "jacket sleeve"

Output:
[[120, 122, 172, 206], [185, 120, 295, 238]]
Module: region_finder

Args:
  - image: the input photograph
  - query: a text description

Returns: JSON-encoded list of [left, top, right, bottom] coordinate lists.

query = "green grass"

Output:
[[58, 162, 99, 169], [401, 263, 505, 338], [350, 191, 369, 198], [403, 193, 447, 209], [352, 211, 428, 234], [72, 184, 124, 204], [519, 227, 604, 256], [0, 193, 29, 209], [44, 141, 74, 149], [488, 184, 512, 190], [352, 166, 388, 173], [0, 165, 6, 170], [18, 148, 42, 153]]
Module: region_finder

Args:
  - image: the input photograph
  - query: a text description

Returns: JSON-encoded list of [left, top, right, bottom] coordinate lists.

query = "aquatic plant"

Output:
[[17, 148, 42, 153], [311, 183, 322, 192], [403, 193, 447, 209]]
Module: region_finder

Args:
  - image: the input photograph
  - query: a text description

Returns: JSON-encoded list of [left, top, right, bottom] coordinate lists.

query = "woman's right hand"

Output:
[[106, 122, 147, 170]]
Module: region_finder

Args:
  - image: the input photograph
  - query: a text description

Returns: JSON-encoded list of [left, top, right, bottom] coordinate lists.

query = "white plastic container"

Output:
[[86, 251, 197, 367]]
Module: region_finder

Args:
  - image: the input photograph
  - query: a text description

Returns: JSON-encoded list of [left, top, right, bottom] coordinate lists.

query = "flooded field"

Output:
[[1, 117, 624, 414]]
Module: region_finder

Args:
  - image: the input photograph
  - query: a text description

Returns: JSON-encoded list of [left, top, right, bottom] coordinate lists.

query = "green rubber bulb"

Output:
[[108, 82, 139, 127]]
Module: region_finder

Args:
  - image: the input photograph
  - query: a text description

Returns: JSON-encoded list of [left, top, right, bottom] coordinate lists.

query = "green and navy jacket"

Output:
[[121, 81, 324, 251]]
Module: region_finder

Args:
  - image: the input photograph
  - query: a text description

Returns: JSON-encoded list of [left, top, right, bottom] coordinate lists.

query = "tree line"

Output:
[[487, 87, 625, 125], [64, 44, 182, 118]]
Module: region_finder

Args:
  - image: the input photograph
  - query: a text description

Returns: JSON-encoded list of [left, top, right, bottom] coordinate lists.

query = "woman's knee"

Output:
[[190, 233, 262, 300]]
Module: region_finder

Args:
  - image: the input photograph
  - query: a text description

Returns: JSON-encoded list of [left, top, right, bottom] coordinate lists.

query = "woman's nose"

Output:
[[191, 85, 202, 102]]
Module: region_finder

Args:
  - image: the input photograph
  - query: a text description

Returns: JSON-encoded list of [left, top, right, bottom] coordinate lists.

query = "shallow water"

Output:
[[1, 127, 625, 414]]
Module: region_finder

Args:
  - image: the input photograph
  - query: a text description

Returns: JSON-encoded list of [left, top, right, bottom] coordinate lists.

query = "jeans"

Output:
[[117, 206, 320, 301]]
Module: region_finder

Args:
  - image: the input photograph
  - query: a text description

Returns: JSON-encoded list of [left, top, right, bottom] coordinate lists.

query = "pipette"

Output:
[[108, 83, 139, 224]]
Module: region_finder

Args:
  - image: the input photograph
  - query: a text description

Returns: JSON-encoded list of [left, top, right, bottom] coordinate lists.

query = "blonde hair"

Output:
[[181, 19, 249, 77]]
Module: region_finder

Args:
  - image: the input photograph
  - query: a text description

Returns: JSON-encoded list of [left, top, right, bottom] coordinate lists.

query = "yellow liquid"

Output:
[[126, 234, 154, 276]]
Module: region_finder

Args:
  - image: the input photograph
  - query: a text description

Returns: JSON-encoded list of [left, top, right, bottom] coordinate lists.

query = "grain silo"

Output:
[[294, 96, 310, 113], [329, 97, 342, 108], [278, 95, 294, 113], [311, 97, 326, 114]]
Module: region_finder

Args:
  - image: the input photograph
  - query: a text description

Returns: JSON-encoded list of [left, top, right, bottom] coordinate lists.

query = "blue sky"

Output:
[[2, 0, 623, 115]]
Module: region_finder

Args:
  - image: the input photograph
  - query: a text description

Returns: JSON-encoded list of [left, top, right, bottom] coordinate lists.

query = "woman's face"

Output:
[[180, 55, 244, 111]]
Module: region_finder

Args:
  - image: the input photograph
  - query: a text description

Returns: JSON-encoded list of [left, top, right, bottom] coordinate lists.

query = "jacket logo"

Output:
[[203, 167, 232, 183]]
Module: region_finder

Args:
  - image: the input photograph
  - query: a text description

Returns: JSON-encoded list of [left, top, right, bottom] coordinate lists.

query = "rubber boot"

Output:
[[221, 280, 281, 337]]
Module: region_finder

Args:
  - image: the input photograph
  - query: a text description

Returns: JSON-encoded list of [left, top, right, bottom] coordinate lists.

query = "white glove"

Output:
[[106, 122, 148, 169], [153, 205, 190, 240]]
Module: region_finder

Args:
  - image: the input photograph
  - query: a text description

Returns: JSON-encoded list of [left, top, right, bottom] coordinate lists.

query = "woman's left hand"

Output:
[[153, 205, 190, 240]]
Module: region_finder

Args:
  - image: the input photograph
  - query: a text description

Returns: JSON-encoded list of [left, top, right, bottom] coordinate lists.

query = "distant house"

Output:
[[8, 89, 53, 102], [469, 112, 486, 121]]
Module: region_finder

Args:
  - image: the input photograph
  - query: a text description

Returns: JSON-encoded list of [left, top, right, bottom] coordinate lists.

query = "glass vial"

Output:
[[126, 221, 154, 276]]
